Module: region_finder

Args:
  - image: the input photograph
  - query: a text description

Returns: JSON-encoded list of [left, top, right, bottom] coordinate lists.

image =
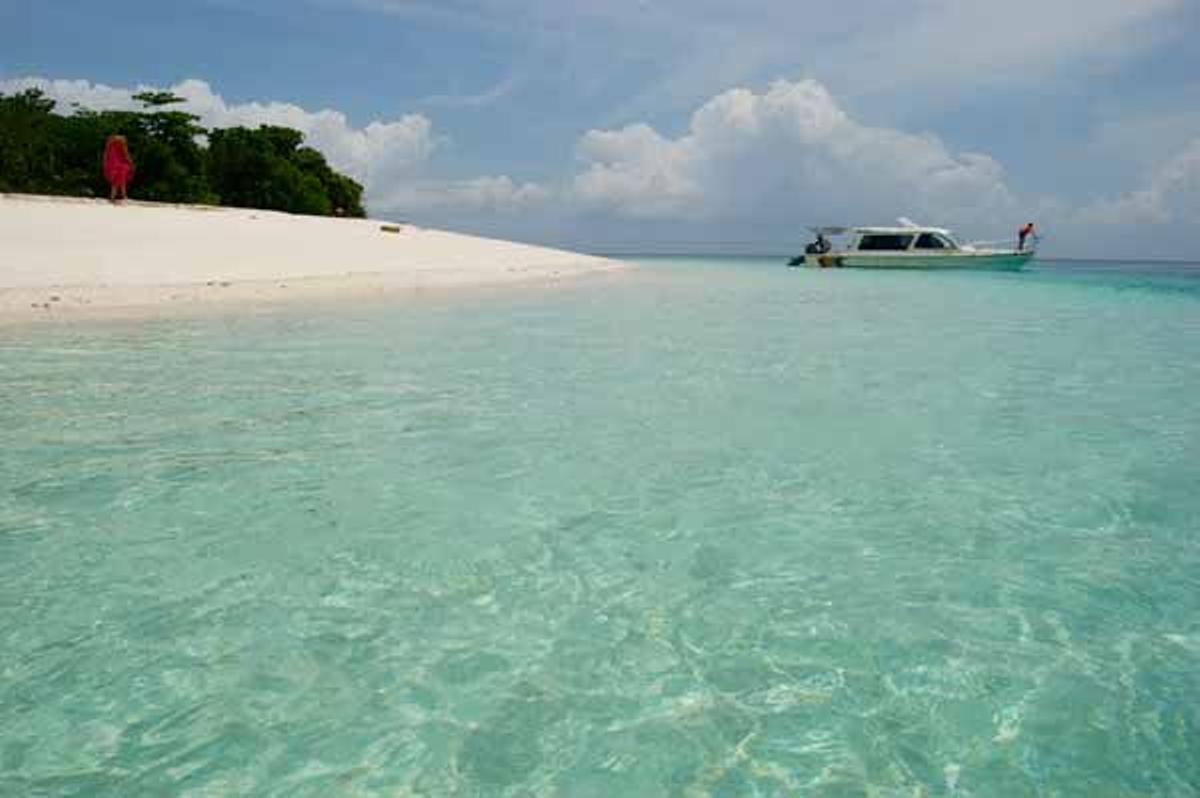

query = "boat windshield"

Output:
[[914, 232, 958, 250]]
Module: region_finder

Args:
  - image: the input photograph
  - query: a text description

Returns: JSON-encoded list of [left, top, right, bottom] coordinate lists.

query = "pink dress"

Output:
[[103, 139, 134, 190]]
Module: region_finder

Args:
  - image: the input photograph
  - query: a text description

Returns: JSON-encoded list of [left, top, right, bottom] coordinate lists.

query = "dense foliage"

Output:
[[0, 89, 366, 217]]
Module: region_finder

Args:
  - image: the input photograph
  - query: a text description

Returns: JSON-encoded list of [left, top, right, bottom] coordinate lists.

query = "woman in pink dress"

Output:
[[103, 135, 135, 201]]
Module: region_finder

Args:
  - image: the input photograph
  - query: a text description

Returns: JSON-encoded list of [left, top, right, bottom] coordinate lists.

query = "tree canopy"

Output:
[[0, 89, 366, 217]]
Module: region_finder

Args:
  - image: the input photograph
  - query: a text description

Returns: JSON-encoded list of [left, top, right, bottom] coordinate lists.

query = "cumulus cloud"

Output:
[[575, 124, 704, 217], [0, 77, 145, 113], [1078, 139, 1200, 225], [572, 79, 1018, 231]]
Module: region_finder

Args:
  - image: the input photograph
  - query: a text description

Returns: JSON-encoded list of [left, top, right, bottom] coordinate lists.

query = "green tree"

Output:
[[0, 91, 365, 216], [293, 145, 366, 217], [0, 90, 68, 194], [132, 90, 188, 108], [207, 125, 363, 216]]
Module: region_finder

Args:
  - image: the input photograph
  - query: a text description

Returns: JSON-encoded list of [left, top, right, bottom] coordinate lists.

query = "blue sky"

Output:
[[5, 0, 1200, 258]]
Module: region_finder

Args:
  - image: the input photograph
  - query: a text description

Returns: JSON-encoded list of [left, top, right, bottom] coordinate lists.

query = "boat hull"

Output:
[[801, 251, 1034, 271]]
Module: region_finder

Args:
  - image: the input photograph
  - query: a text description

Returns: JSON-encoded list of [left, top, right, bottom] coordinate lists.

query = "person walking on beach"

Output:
[[103, 135, 134, 201], [1018, 222, 1035, 251]]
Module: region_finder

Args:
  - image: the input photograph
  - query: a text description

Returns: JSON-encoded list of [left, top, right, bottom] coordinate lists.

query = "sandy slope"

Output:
[[0, 194, 625, 323]]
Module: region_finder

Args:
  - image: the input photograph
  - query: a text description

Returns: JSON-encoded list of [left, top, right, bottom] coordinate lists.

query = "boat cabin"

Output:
[[847, 227, 963, 252]]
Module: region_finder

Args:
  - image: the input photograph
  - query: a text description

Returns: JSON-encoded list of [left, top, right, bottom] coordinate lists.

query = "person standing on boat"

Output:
[[103, 135, 135, 202], [1018, 222, 1035, 251]]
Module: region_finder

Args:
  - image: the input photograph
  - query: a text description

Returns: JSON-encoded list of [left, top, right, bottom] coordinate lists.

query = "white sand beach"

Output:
[[0, 194, 626, 323]]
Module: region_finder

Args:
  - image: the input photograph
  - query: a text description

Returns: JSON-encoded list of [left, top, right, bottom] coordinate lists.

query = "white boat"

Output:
[[790, 221, 1036, 270]]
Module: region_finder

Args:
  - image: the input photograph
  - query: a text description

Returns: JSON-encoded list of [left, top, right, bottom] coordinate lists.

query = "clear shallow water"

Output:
[[2, 258, 1200, 796]]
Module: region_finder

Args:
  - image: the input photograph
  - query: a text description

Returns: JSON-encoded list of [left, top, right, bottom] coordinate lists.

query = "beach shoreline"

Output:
[[1, 268, 636, 327], [0, 193, 628, 324]]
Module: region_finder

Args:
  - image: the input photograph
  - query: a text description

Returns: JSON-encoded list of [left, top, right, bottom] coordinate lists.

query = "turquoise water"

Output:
[[3, 258, 1200, 796]]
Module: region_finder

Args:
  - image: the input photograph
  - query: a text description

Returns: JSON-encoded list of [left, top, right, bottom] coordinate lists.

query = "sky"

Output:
[[4, 0, 1200, 258]]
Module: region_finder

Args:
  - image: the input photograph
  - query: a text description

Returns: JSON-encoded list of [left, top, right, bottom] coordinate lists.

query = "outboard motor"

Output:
[[789, 233, 831, 265]]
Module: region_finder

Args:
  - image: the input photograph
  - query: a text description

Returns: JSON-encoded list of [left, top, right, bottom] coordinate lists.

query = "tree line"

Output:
[[0, 89, 366, 217]]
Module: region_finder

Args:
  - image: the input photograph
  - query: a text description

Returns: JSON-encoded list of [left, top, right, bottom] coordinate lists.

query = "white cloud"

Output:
[[0, 77, 144, 113], [1078, 139, 1200, 225], [572, 79, 1018, 231], [375, 175, 552, 214], [170, 79, 436, 190], [574, 124, 704, 217], [419, 73, 521, 108]]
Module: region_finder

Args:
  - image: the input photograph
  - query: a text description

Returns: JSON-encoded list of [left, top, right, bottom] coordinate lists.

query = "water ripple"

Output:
[[3, 261, 1200, 794]]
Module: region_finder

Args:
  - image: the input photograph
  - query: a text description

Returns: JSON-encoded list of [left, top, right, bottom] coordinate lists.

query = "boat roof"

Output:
[[809, 225, 955, 237]]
